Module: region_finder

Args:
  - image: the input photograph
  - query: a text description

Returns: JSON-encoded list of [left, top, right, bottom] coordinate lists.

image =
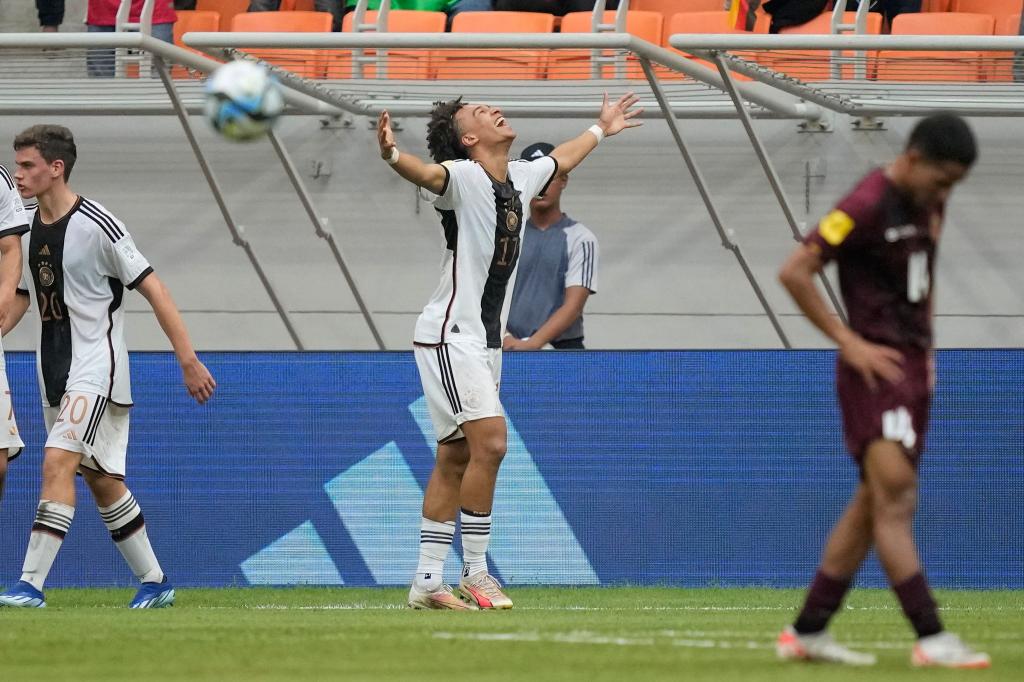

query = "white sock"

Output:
[[414, 517, 454, 592], [20, 500, 75, 591], [460, 509, 491, 578], [99, 490, 164, 584]]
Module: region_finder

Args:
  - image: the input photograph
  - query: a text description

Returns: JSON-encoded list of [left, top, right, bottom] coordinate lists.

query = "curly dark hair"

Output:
[[426, 97, 468, 163]]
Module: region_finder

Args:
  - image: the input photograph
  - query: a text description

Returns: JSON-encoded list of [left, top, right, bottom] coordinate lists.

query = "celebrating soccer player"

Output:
[[775, 113, 990, 668], [0, 125, 216, 609], [377, 94, 640, 609]]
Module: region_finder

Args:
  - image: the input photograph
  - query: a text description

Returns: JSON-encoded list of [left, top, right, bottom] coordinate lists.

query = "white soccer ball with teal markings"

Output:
[[204, 60, 284, 142]]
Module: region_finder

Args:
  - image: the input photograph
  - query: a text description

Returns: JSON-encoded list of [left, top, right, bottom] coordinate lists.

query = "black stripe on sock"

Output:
[[99, 495, 136, 521], [110, 513, 145, 542], [32, 522, 67, 539], [102, 501, 140, 526]]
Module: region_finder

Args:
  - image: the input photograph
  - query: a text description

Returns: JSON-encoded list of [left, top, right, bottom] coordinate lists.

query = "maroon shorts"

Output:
[[836, 347, 931, 466]]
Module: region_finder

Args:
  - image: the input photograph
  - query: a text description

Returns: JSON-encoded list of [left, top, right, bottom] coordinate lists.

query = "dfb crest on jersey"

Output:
[[505, 210, 520, 233], [39, 265, 55, 287]]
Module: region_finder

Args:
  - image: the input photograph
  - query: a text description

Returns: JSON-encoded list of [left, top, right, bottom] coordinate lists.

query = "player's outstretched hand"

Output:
[[182, 357, 216, 404], [378, 110, 396, 159], [839, 335, 904, 392], [598, 92, 643, 137]]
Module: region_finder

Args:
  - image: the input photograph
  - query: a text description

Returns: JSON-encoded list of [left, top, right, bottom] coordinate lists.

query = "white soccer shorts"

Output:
[[414, 342, 504, 443], [0, 369, 25, 460], [44, 391, 130, 479]]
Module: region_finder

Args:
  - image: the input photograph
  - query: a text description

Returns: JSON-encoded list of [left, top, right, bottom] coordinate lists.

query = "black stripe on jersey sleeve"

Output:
[[126, 266, 153, 290], [0, 165, 14, 190], [0, 223, 29, 239], [16, 288, 29, 297], [438, 164, 451, 197], [79, 200, 125, 242], [81, 199, 124, 238], [536, 157, 559, 198]]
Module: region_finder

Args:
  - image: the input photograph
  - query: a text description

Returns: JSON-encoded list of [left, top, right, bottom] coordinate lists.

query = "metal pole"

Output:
[[266, 129, 387, 350], [712, 51, 848, 326], [640, 56, 791, 349], [154, 56, 305, 350]]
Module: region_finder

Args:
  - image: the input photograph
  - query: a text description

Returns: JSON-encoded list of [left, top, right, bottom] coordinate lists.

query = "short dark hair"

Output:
[[14, 124, 77, 181], [906, 113, 977, 168], [426, 97, 467, 164]]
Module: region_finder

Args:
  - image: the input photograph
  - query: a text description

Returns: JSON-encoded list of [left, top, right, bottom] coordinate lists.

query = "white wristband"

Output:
[[385, 147, 400, 165], [587, 124, 605, 144]]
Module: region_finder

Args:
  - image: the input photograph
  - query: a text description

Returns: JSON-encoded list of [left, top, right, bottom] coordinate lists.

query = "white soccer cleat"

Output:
[[912, 632, 991, 669], [776, 625, 876, 666], [407, 584, 478, 611], [459, 571, 513, 610]]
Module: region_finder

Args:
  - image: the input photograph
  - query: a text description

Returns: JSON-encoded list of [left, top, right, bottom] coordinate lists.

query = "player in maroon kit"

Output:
[[775, 114, 990, 669]]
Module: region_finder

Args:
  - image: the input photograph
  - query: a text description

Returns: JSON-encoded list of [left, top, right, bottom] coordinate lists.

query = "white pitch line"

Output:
[[196, 603, 1024, 614]]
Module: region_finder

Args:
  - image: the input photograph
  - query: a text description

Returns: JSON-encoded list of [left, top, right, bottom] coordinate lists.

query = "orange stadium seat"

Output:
[[921, 0, 953, 11], [952, 0, 1021, 21], [988, 12, 1021, 81], [231, 11, 333, 79], [636, 0, 724, 12], [661, 11, 770, 81], [196, 0, 249, 33], [435, 12, 555, 81], [877, 13, 996, 82], [280, 0, 316, 9], [334, 10, 446, 79], [548, 10, 663, 80], [172, 10, 221, 79], [775, 11, 883, 81]]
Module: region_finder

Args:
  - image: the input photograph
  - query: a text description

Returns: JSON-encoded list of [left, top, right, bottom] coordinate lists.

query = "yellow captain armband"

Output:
[[818, 209, 855, 246]]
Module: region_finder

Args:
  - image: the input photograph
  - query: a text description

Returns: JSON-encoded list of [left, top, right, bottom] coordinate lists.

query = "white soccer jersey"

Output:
[[415, 156, 558, 349], [0, 165, 28, 237], [18, 197, 152, 407]]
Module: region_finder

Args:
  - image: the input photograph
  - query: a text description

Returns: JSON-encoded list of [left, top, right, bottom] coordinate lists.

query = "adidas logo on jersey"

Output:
[[63, 430, 78, 441], [39, 245, 50, 256]]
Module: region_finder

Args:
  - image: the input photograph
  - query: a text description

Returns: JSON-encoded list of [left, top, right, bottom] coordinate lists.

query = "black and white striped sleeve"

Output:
[[80, 199, 153, 289]]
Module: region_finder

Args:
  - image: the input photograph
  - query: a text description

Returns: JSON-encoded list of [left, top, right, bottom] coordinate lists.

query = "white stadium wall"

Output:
[[1, 113, 1021, 350]]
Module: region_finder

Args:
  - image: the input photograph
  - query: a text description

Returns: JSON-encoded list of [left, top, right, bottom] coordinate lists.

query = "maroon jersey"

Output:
[[805, 169, 939, 351]]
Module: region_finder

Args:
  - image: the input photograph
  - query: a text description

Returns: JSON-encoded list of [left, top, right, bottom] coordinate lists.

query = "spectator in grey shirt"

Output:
[[504, 142, 599, 351]]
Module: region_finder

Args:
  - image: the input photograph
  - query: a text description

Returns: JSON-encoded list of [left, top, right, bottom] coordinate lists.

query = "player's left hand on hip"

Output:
[[599, 92, 644, 137]]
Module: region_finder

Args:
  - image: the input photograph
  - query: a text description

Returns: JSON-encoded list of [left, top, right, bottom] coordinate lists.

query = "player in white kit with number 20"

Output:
[[376, 93, 641, 609], [0, 125, 216, 609]]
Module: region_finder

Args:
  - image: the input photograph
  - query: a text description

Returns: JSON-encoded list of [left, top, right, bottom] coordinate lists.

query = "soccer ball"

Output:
[[204, 60, 284, 142]]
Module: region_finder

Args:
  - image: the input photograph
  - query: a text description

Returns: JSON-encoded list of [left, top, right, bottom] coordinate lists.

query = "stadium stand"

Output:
[[336, 9, 447, 78], [551, 10, 663, 79], [231, 10, 334, 78], [197, 0, 250, 32], [435, 11, 555, 80], [877, 12, 996, 81]]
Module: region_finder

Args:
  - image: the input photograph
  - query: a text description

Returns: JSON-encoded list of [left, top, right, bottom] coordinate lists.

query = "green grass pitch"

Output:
[[1, 587, 1020, 681]]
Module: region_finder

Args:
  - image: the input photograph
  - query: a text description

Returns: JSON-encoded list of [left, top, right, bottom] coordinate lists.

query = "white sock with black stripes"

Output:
[[99, 490, 164, 584], [414, 517, 455, 592], [460, 509, 492, 578], [20, 499, 75, 591]]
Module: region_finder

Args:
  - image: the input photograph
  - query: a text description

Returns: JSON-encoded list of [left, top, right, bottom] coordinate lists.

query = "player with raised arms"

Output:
[[0, 125, 216, 609], [378, 94, 640, 609], [776, 113, 990, 668]]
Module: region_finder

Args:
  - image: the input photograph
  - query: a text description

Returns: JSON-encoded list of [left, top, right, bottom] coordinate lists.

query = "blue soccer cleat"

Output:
[[129, 576, 175, 609], [0, 581, 46, 608]]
